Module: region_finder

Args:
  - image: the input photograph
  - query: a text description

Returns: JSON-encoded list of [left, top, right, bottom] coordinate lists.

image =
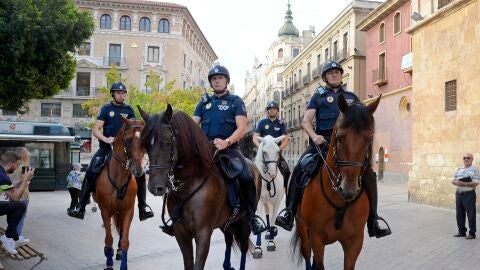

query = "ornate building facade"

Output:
[[357, 0, 413, 182], [0, 0, 217, 163], [281, 0, 381, 167]]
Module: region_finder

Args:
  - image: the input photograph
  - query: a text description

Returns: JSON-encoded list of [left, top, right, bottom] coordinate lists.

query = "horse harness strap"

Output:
[[107, 158, 132, 200], [261, 157, 279, 198], [160, 176, 208, 236]]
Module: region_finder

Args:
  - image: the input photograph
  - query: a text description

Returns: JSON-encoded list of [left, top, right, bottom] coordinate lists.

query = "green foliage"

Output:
[[0, 0, 95, 111], [82, 68, 201, 122]]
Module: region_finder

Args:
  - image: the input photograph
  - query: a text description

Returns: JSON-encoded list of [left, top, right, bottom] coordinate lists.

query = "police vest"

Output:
[[98, 102, 135, 148], [311, 87, 359, 135], [198, 94, 240, 140], [257, 118, 286, 138]]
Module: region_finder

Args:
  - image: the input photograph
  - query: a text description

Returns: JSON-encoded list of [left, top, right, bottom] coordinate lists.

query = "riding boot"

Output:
[[68, 173, 94, 220], [275, 166, 302, 231], [364, 168, 391, 238], [243, 179, 266, 236], [136, 175, 154, 221]]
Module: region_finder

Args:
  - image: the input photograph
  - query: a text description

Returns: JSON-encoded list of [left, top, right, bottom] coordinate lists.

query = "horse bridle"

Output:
[[112, 124, 144, 173], [317, 141, 370, 193], [146, 124, 183, 192]]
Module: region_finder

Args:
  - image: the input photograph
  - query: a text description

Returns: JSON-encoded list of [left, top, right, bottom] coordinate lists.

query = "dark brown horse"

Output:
[[93, 117, 145, 270], [139, 104, 262, 270], [293, 95, 381, 270]]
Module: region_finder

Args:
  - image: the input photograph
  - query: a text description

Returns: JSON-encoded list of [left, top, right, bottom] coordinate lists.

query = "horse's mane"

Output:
[[141, 110, 214, 173], [338, 102, 375, 133], [254, 137, 265, 166]]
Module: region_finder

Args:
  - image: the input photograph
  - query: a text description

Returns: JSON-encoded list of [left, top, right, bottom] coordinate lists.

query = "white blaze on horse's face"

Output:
[[260, 135, 282, 179], [135, 131, 140, 138]]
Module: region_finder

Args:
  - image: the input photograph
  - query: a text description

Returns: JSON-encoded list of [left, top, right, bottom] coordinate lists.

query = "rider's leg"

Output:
[[274, 163, 303, 231], [68, 147, 109, 219], [135, 175, 154, 221], [363, 167, 391, 238], [278, 154, 291, 195]]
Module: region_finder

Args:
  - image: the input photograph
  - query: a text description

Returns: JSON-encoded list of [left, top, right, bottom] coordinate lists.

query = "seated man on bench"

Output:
[[0, 151, 34, 255]]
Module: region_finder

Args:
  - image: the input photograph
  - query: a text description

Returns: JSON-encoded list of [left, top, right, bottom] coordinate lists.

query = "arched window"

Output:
[[393, 12, 401, 35], [139, 17, 150, 32], [119, 15, 131, 30], [278, 48, 284, 59], [159, 19, 170, 33], [379, 22, 385, 43], [100, 14, 111, 29]]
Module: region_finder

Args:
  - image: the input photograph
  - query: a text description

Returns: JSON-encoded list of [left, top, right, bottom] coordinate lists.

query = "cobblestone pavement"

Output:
[[1, 181, 480, 269]]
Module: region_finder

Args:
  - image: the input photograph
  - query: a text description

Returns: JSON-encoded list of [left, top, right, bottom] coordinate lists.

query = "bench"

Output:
[[0, 228, 46, 270]]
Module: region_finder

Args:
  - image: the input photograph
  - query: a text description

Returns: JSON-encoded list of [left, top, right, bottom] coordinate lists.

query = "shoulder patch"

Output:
[[317, 87, 327, 96]]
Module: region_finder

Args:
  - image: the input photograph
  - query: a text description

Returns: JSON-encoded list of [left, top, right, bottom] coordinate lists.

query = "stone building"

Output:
[[407, 0, 480, 208], [357, 0, 413, 182], [281, 0, 381, 167], [0, 0, 217, 163]]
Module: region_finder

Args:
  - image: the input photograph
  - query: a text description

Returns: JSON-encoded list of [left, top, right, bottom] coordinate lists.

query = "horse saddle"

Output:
[[92, 152, 111, 174], [216, 153, 243, 180], [299, 152, 321, 177]]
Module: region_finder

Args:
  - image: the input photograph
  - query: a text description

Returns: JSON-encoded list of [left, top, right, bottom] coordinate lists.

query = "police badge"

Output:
[[265, 125, 269, 130], [109, 111, 115, 117], [327, 96, 334, 103], [206, 103, 211, 110]]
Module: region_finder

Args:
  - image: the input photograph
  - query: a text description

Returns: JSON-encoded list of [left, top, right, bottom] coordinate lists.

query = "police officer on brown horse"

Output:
[[68, 82, 154, 221], [275, 61, 391, 238], [253, 100, 290, 193], [193, 65, 266, 235]]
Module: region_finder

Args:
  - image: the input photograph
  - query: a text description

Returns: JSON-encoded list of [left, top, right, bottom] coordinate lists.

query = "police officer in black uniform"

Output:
[[275, 61, 391, 238], [253, 101, 291, 191], [68, 82, 154, 221], [193, 65, 266, 235]]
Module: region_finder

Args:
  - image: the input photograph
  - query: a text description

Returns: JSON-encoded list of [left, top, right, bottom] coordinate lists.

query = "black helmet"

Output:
[[321, 61, 344, 77], [266, 100, 279, 110], [110, 82, 127, 94], [208, 65, 230, 84]]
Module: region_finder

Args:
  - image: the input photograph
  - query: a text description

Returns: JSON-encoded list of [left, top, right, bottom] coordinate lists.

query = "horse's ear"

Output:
[[274, 135, 284, 144], [163, 103, 173, 123], [367, 94, 382, 115], [137, 105, 149, 122], [120, 114, 129, 126], [338, 94, 348, 113]]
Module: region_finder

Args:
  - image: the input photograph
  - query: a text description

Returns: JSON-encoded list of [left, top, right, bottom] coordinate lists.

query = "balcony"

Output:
[[438, 0, 455, 9], [372, 68, 388, 86], [103, 57, 127, 67], [294, 82, 299, 91], [55, 86, 98, 98], [333, 48, 350, 62], [303, 74, 311, 85], [312, 67, 320, 79]]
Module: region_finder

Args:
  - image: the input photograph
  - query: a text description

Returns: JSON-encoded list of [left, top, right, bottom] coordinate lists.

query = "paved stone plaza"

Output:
[[1, 181, 480, 269]]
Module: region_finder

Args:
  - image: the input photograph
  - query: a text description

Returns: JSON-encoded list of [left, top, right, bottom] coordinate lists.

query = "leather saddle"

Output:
[[215, 153, 243, 180]]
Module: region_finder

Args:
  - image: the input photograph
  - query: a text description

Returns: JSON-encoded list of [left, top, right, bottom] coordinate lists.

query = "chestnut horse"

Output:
[[293, 95, 381, 270], [138, 104, 262, 270], [93, 117, 145, 270]]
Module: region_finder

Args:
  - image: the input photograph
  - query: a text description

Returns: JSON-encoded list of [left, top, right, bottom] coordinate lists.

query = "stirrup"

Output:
[[159, 224, 175, 236], [139, 205, 154, 221], [370, 216, 392, 238]]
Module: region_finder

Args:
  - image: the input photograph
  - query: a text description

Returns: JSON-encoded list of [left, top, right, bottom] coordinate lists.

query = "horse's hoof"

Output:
[[252, 246, 262, 259], [267, 240, 276, 251]]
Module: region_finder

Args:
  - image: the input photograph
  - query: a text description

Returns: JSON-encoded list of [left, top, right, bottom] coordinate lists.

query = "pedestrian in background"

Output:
[[67, 163, 84, 212], [7, 147, 32, 246], [452, 153, 480, 239]]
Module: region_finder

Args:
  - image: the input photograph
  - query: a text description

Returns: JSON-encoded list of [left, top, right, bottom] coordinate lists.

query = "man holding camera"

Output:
[[0, 151, 35, 254], [452, 153, 480, 239]]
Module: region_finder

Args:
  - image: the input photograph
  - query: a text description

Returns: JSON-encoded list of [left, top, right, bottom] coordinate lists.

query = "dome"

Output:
[[278, 3, 299, 37]]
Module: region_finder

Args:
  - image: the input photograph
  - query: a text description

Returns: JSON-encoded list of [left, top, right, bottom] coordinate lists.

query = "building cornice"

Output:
[[356, 0, 409, 31], [406, 0, 475, 35]]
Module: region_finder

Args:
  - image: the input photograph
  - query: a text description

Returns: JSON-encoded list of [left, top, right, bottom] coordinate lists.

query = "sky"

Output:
[[154, 0, 383, 96]]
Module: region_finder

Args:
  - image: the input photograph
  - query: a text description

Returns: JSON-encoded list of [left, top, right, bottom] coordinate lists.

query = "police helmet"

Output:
[[110, 82, 127, 97], [266, 100, 279, 110], [208, 65, 230, 84], [321, 61, 344, 77]]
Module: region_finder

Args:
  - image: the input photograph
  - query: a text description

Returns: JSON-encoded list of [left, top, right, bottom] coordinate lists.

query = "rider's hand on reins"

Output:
[[312, 134, 325, 145], [213, 138, 229, 150], [104, 137, 115, 144]]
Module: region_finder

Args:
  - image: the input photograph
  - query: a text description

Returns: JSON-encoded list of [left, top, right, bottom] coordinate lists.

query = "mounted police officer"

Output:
[[193, 65, 266, 235], [275, 61, 391, 238], [68, 82, 154, 221], [253, 100, 290, 192]]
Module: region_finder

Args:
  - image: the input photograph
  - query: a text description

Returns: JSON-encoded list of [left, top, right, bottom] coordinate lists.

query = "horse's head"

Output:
[[332, 94, 380, 201], [117, 117, 145, 178], [258, 135, 284, 180], [139, 104, 176, 196]]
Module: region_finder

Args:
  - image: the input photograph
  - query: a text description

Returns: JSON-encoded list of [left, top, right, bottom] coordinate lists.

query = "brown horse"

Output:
[[293, 95, 381, 270], [138, 104, 262, 270], [93, 117, 145, 270]]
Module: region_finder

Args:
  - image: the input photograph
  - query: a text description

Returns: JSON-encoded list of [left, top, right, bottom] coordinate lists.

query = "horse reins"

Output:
[[260, 157, 280, 198]]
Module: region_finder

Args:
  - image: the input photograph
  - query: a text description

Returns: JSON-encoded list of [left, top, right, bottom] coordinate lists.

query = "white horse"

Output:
[[253, 135, 285, 258]]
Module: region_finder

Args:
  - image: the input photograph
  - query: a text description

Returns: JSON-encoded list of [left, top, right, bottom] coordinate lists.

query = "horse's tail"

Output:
[[290, 227, 304, 265], [227, 216, 254, 253]]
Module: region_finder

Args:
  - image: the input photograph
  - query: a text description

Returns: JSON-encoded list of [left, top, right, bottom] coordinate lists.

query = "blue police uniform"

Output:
[[97, 102, 135, 149], [255, 118, 287, 138]]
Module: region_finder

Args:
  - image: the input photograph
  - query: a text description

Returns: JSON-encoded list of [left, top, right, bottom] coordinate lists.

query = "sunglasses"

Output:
[[463, 157, 472, 160]]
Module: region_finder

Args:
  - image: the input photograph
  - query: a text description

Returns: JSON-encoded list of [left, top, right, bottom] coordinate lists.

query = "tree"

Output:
[[0, 0, 95, 111]]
